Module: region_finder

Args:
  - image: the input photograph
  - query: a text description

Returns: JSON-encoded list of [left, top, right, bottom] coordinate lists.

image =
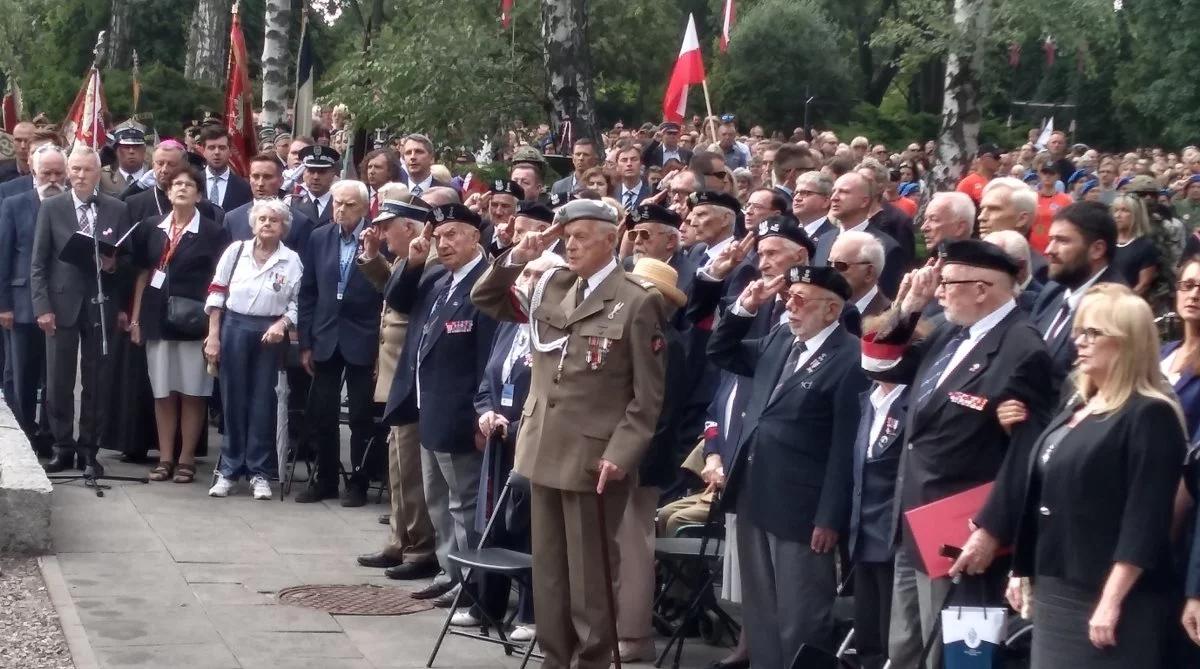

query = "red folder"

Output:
[[903, 482, 1011, 579]]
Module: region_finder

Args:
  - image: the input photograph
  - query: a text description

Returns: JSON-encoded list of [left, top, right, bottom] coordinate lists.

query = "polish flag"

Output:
[[501, 0, 513, 29], [662, 14, 706, 124], [719, 0, 735, 53]]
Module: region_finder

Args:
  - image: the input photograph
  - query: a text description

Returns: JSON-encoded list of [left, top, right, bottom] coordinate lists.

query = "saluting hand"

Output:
[[511, 222, 563, 264], [360, 226, 381, 260], [707, 232, 755, 281], [899, 262, 940, 317], [408, 222, 434, 266], [737, 274, 786, 314]]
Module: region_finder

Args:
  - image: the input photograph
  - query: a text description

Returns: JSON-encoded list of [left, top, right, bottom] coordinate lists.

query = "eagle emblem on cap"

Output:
[[433, 208, 445, 222], [802, 268, 812, 282], [630, 207, 644, 223], [313, 146, 323, 157], [494, 180, 504, 191], [758, 221, 769, 235]]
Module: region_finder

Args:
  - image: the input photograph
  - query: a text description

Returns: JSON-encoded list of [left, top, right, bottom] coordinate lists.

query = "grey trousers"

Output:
[[888, 544, 951, 669], [420, 447, 483, 582], [736, 514, 837, 668]]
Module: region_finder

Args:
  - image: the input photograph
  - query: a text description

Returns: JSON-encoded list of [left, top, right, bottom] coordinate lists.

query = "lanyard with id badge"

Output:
[[500, 327, 531, 407], [151, 219, 188, 289]]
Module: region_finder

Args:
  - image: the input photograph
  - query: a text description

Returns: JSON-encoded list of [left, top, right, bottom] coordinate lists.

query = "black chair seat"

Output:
[[655, 537, 724, 559], [447, 547, 533, 574]]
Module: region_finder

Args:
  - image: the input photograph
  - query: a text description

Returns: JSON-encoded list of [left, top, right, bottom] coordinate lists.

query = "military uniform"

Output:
[[472, 235, 669, 668], [99, 125, 149, 197]]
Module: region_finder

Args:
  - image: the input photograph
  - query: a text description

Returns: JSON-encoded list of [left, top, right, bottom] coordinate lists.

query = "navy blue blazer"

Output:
[[709, 317, 870, 540], [0, 190, 41, 323], [297, 220, 383, 367], [0, 174, 33, 202], [224, 200, 317, 253], [808, 218, 839, 267], [475, 322, 533, 427], [383, 256, 497, 453], [212, 171, 253, 212], [1032, 265, 1127, 386], [849, 386, 908, 563]]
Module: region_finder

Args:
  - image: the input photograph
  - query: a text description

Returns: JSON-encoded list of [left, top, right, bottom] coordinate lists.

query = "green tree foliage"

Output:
[[711, 0, 853, 131], [1113, 0, 1200, 147]]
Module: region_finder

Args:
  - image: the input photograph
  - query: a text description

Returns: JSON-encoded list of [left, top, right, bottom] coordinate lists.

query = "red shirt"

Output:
[[1030, 192, 1074, 254], [956, 172, 989, 205], [893, 196, 918, 217]]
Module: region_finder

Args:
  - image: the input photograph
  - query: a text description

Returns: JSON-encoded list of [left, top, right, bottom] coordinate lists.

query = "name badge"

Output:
[[150, 270, 166, 289], [445, 320, 473, 334], [500, 383, 515, 407]]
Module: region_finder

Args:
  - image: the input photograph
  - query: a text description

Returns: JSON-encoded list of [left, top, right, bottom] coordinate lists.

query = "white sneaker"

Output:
[[250, 476, 272, 500], [208, 474, 234, 497], [450, 611, 481, 627], [510, 625, 536, 642]]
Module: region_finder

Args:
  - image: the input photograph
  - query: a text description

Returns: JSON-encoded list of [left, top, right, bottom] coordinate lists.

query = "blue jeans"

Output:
[[218, 312, 283, 480]]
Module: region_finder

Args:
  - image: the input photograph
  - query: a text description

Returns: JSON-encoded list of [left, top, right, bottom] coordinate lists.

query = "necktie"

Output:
[[77, 204, 93, 235], [411, 184, 423, 197], [209, 175, 221, 204], [125, 173, 134, 186], [768, 298, 786, 326], [769, 339, 807, 402], [1043, 300, 1072, 342], [312, 196, 324, 219], [419, 280, 453, 354], [860, 400, 878, 460], [914, 328, 968, 407], [574, 278, 587, 308], [623, 190, 636, 210]]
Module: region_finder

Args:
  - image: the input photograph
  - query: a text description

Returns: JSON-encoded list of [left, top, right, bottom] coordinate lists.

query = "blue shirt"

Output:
[[336, 218, 365, 298]]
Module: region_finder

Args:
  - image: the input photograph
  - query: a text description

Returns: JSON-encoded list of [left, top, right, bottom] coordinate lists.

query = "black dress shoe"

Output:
[[357, 551, 404, 569], [43, 451, 77, 473], [294, 486, 339, 503], [410, 579, 455, 600], [341, 487, 368, 508], [384, 560, 440, 581], [378, 514, 390, 525]]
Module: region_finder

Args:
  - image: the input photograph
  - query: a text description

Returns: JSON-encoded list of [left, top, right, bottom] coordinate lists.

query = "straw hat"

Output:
[[630, 258, 687, 308]]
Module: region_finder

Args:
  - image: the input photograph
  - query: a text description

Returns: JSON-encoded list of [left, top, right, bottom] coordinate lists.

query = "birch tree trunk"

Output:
[[104, 0, 132, 69], [930, 0, 990, 192], [260, 0, 291, 126], [541, 0, 598, 143], [185, 0, 232, 86]]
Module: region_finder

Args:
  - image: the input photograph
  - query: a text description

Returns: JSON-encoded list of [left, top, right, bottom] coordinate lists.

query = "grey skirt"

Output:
[[1031, 576, 1168, 668], [145, 339, 213, 399]]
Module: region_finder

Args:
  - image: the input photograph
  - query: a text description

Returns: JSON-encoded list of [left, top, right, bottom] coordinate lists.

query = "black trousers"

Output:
[[3, 323, 48, 442], [853, 560, 895, 669], [45, 300, 114, 453], [306, 348, 375, 492]]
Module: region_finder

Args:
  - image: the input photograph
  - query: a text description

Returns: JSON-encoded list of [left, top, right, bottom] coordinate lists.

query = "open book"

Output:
[[58, 221, 140, 269]]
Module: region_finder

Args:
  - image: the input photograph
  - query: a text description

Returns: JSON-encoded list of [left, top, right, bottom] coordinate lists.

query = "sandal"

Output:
[[173, 463, 196, 484], [148, 462, 174, 481]]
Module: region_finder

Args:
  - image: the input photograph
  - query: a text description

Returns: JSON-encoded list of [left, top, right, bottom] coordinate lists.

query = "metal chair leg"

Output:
[[426, 584, 467, 668]]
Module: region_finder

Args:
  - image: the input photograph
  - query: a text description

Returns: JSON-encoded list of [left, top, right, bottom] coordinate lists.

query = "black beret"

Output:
[[786, 265, 852, 301], [428, 203, 483, 229], [299, 145, 340, 169], [547, 192, 576, 209], [688, 190, 741, 214], [939, 239, 1019, 276], [755, 215, 815, 258], [516, 202, 554, 224], [629, 203, 682, 229], [488, 179, 524, 198]]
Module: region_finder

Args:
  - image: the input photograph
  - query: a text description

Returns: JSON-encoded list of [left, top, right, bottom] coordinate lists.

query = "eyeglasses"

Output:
[[938, 278, 993, 288], [786, 293, 836, 307], [830, 260, 872, 272], [1177, 280, 1200, 292], [1070, 327, 1111, 344], [628, 229, 663, 240], [794, 189, 826, 198]]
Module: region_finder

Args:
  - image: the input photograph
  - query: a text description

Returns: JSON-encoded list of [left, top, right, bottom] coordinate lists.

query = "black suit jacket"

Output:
[[641, 141, 693, 168], [297, 220, 383, 367], [709, 317, 870, 540], [0, 174, 33, 202], [383, 256, 497, 453], [1011, 395, 1184, 592], [210, 170, 252, 211], [863, 222, 905, 299], [133, 213, 229, 340], [884, 307, 1057, 545], [1031, 265, 1126, 386], [850, 386, 909, 563], [0, 190, 42, 323], [809, 218, 838, 267], [125, 186, 226, 229], [224, 200, 317, 253], [641, 324, 689, 488], [869, 203, 916, 271], [0, 159, 21, 184]]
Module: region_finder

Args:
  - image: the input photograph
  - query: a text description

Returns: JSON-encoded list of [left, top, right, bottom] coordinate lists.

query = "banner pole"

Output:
[[701, 78, 717, 144]]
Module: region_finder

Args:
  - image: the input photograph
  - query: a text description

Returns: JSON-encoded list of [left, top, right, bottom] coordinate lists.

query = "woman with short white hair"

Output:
[[204, 198, 303, 499]]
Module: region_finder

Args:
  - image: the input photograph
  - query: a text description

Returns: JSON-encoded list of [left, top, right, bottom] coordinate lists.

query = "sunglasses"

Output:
[[628, 229, 657, 240], [830, 260, 872, 272]]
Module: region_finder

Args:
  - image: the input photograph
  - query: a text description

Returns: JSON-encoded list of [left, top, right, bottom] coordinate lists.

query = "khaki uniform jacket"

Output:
[[98, 167, 141, 198], [358, 253, 410, 403], [472, 256, 668, 492]]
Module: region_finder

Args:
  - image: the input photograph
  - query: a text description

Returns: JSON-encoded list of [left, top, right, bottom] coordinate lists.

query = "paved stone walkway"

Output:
[[47, 451, 729, 669]]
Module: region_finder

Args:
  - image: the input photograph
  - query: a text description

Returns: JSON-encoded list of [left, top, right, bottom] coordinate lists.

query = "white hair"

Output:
[[376, 182, 411, 201], [931, 191, 976, 226], [68, 145, 101, 168], [31, 144, 65, 174], [983, 230, 1031, 293], [833, 230, 884, 272], [983, 177, 1037, 218], [330, 179, 369, 203], [248, 198, 293, 233]]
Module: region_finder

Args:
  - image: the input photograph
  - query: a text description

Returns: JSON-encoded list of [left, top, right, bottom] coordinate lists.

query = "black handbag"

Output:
[[165, 296, 209, 337]]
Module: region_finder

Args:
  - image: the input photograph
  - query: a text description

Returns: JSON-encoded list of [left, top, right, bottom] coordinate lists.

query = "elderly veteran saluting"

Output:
[[471, 198, 670, 669]]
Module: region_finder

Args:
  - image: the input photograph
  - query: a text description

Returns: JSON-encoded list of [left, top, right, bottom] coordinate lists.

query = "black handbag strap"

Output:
[[222, 241, 246, 288]]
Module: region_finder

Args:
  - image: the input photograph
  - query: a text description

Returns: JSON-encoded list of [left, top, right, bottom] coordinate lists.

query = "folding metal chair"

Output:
[[652, 492, 740, 669], [426, 464, 538, 668]]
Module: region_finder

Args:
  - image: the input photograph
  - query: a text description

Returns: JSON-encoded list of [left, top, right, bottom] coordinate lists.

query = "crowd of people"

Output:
[[4, 108, 1200, 669]]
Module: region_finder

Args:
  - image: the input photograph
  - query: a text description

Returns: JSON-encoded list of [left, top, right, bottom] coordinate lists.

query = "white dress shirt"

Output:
[[620, 182, 643, 207], [936, 299, 1017, 387], [71, 191, 96, 231], [854, 286, 880, 316], [580, 259, 618, 300], [844, 219, 870, 234], [1045, 266, 1109, 340], [408, 174, 434, 196], [120, 167, 147, 184], [205, 241, 304, 326], [310, 191, 332, 218], [788, 320, 839, 372], [867, 383, 907, 450], [206, 167, 228, 205], [803, 217, 828, 238]]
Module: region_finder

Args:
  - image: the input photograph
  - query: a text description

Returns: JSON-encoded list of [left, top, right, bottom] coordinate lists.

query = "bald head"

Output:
[[420, 186, 461, 207], [13, 122, 36, 168], [828, 172, 872, 226], [983, 230, 1032, 286]]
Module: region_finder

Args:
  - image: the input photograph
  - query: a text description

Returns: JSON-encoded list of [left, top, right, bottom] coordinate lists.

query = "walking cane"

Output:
[[595, 490, 623, 669]]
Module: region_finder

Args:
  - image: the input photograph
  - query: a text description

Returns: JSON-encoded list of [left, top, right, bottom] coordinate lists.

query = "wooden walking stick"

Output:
[[595, 491, 623, 669]]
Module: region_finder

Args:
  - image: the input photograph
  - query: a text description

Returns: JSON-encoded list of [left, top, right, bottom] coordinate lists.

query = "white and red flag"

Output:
[[662, 14, 706, 124], [501, 0, 514, 29], [224, 3, 256, 176], [63, 68, 107, 149], [719, 0, 736, 52]]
